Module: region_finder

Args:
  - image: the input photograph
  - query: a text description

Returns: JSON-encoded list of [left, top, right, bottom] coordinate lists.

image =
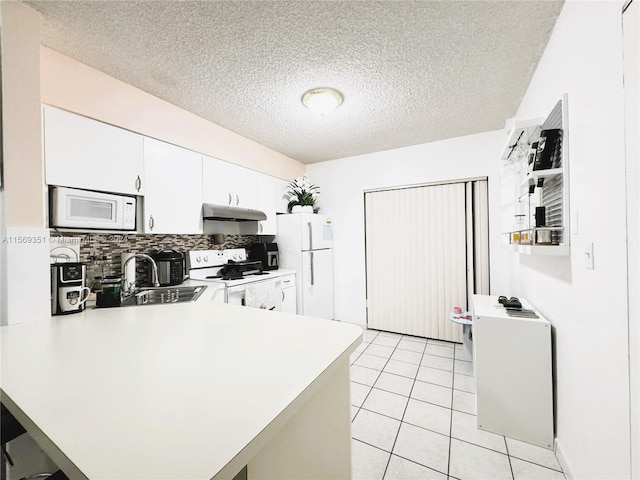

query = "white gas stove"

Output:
[[187, 249, 281, 308], [187, 248, 277, 286]]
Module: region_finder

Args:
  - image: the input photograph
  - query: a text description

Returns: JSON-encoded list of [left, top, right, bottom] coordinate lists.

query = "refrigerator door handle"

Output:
[[310, 251, 315, 286], [307, 221, 313, 250]]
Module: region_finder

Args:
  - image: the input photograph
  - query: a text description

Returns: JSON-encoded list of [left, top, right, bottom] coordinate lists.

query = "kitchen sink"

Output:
[[120, 285, 207, 307]]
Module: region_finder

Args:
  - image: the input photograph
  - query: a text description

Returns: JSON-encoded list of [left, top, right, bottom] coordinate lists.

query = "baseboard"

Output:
[[555, 438, 574, 479], [336, 318, 367, 329]]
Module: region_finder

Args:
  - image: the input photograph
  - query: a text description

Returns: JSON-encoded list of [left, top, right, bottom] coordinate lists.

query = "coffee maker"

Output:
[[51, 263, 90, 315], [248, 243, 279, 271]]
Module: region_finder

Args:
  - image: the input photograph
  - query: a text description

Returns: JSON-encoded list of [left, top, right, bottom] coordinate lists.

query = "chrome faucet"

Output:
[[121, 253, 160, 297]]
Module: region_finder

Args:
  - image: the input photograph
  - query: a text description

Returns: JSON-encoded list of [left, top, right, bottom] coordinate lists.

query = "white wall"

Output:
[[623, 1, 639, 476], [507, 1, 630, 478], [307, 129, 507, 325], [0, 0, 51, 326], [40, 48, 304, 181]]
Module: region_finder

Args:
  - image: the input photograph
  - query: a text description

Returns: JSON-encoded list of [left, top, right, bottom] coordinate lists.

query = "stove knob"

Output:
[[204, 256, 208, 263], [196, 256, 201, 263]]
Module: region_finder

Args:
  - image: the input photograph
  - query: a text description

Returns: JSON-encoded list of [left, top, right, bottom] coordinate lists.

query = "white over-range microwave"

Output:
[[50, 186, 136, 231]]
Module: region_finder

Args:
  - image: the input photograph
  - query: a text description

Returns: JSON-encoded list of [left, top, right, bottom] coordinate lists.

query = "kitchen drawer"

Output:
[[279, 273, 296, 288]]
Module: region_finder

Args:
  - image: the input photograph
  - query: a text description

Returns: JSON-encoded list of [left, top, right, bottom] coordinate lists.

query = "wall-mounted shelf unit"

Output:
[[519, 167, 563, 188], [500, 94, 570, 256], [506, 243, 571, 256], [500, 117, 545, 162]]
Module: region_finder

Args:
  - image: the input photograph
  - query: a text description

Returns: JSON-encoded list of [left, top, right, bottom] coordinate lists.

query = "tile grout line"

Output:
[[505, 435, 516, 480], [349, 328, 369, 425], [381, 336, 433, 479], [378, 332, 422, 480], [447, 343, 462, 478], [350, 331, 379, 422], [352, 330, 396, 423], [357, 332, 565, 478], [355, 330, 469, 479]]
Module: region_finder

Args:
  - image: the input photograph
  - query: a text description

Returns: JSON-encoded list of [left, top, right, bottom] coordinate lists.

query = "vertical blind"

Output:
[[473, 180, 490, 300], [365, 179, 489, 342]]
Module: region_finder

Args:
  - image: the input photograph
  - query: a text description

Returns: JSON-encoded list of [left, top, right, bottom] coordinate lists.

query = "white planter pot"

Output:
[[291, 205, 314, 213]]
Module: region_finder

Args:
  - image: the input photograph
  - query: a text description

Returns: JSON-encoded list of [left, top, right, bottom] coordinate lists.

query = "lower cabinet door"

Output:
[[281, 286, 296, 314]]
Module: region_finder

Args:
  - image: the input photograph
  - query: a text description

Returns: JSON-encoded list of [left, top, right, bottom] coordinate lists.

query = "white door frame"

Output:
[[623, 0, 639, 477]]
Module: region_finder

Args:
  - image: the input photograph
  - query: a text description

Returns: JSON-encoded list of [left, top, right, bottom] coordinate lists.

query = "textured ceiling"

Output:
[[24, 0, 563, 164]]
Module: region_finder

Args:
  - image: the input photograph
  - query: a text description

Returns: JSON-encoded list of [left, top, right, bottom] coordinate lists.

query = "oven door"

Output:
[[226, 278, 281, 311], [226, 285, 245, 306]]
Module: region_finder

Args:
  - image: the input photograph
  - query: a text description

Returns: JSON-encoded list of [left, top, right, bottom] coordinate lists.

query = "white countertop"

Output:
[[0, 291, 362, 479], [471, 294, 550, 324]]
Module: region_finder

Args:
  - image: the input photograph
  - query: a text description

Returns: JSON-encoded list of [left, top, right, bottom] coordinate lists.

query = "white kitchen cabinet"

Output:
[[240, 175, 293, 235], [275, 178, 291, 214], [472, 294, 554, 449], [143, 138, 203, 234], [43, 106, 144, 196], [202, 155, 258, 209], [256, 174, 277, 235], [279, 274, 296, 314]]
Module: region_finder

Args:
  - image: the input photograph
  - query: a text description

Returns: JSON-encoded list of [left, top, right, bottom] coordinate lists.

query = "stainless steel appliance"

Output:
[[49, 186, 136, 231], [150, 249, 185, 286], [51, 262, 90, 315], [202, 203, 267, 222], [248, 243, 279, 271], [187, 249, 279, 309]]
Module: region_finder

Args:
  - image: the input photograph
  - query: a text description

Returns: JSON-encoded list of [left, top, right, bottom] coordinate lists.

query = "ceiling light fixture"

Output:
[[301, 87, 344, 116]]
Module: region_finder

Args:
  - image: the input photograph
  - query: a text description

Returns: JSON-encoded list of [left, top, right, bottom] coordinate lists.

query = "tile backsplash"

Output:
[[50, 232, 258, 289]]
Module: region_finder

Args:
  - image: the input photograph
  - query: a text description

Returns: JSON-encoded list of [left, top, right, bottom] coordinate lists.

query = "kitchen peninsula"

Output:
[[0, 297, 362, 479]]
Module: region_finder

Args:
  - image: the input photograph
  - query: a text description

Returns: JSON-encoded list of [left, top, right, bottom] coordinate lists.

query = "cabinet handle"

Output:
[[282, 291, 285, 301], [259, 224, 263, 234], [135, 175, 142, 192], [236, 194, 240, 206], [149, 215, 155, 231], [228, 193, 232, 206]]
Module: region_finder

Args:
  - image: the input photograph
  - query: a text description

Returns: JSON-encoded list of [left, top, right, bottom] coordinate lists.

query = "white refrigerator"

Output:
[[276, 213, 334, 320]]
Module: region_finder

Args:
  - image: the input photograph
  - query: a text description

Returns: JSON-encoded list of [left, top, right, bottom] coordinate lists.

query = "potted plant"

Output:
[[286, 175, 320, 213]]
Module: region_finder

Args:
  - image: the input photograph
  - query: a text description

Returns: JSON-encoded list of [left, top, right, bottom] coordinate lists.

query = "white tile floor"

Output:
[[349, 328, 565, 480]]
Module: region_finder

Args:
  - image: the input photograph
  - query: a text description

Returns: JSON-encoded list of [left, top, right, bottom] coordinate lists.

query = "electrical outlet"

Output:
[[584, 242, 595, 270]]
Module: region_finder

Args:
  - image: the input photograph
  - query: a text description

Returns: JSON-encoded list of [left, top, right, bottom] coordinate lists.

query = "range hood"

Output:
[[203, 203, 267, 222]]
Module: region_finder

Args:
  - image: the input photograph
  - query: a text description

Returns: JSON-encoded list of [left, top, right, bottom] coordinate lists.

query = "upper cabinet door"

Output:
[[240, 174, 291, 235], [202, 156, 258, 209], [143, 138, 202, 234], [43, 106, 144, 196], [255, 173, 277, 235]]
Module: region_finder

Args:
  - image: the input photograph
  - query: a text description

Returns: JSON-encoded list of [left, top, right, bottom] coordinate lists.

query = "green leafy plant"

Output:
[[286, 175, 320, 212]]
